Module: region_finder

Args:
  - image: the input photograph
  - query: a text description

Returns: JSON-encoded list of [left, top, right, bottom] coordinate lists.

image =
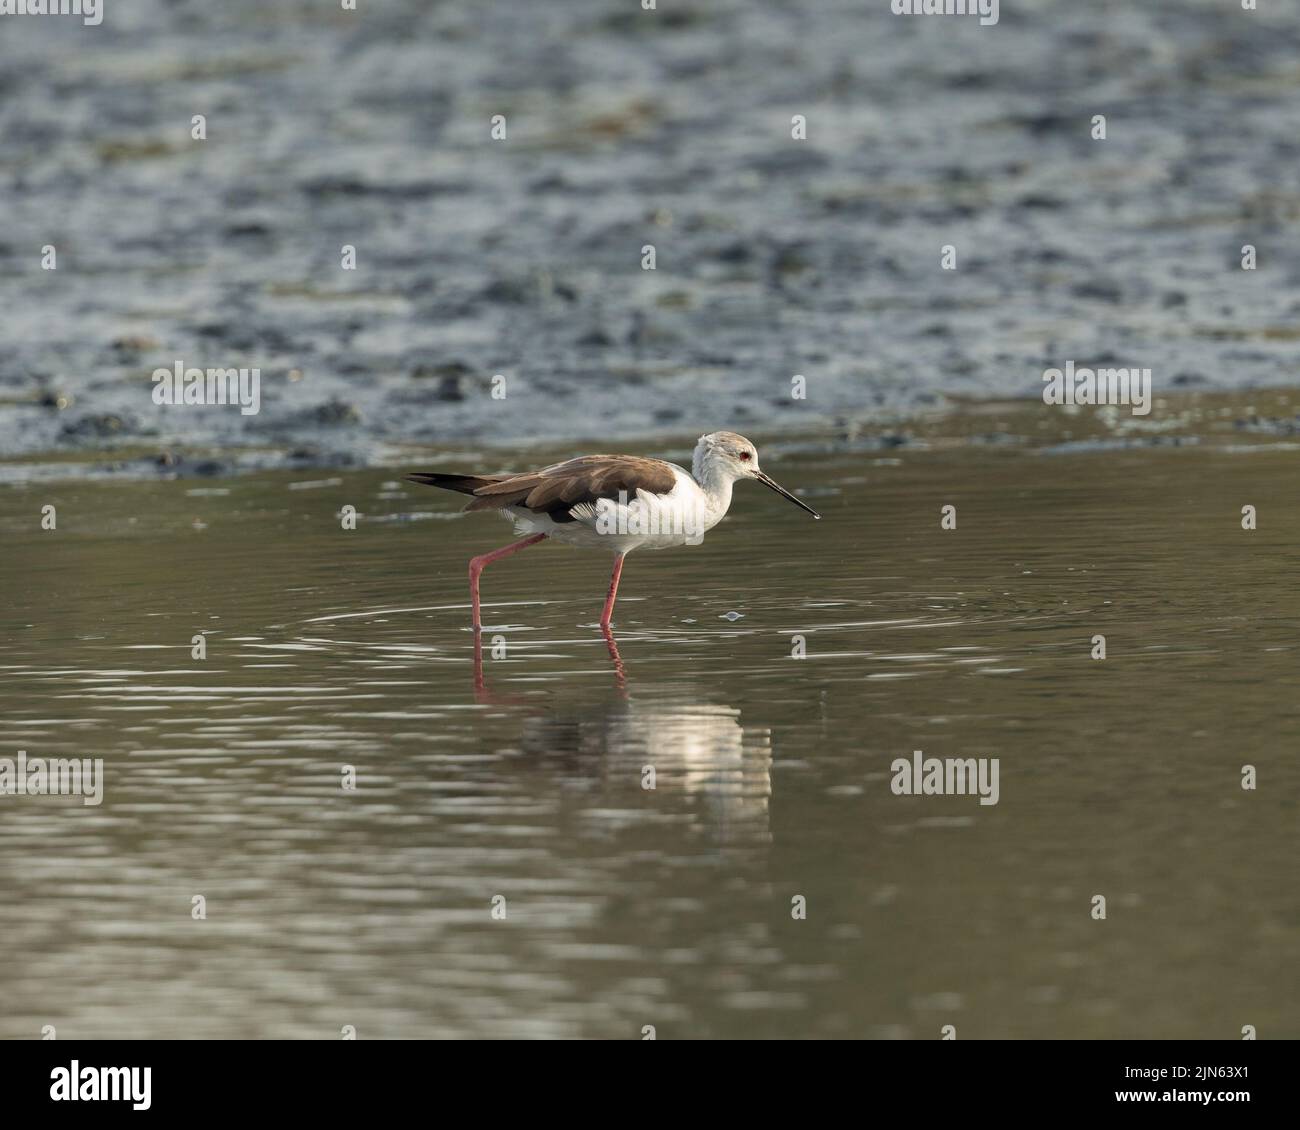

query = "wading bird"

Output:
[[407, 431, 820, 631]]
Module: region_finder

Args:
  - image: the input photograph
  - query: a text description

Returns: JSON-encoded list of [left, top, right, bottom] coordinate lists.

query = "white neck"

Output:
[[691, 454, 736, 520]]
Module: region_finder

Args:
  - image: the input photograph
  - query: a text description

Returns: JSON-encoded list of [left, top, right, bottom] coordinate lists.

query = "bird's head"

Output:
[[694, 431, 820, 518]]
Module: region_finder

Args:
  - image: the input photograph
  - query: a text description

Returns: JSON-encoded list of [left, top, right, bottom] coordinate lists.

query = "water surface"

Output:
[[2, 432, 1296, 1038]]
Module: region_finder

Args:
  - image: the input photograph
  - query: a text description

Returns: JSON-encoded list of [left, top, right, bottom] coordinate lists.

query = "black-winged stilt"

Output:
[[407, 431, 820, 631]]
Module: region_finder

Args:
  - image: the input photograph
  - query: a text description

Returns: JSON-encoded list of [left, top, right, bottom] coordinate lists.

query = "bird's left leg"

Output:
[[469, 533, 547, 631], [599, 553, 626, 630]]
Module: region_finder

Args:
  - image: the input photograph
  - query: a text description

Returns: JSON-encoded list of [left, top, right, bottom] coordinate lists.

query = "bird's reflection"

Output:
[[474, 630, 771, 845], [474, 625, 626, 702], [532, 699, 773, 845]]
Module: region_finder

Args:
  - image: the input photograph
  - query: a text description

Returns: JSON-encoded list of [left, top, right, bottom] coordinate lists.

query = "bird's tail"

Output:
[[405, 472, 502, 496]]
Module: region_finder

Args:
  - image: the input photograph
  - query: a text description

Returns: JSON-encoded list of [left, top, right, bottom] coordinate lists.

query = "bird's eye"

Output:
[[739, 451, 752, 461]]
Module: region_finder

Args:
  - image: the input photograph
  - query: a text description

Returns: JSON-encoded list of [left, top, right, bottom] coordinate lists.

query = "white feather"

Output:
[[505, 465, 725, 555]]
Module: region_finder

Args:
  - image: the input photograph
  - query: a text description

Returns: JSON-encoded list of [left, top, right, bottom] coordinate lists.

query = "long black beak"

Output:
[[756, 471, 821, 519]]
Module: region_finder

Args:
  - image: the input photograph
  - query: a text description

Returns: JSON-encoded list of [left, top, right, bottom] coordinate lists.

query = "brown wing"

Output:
[[466, 455, 678, 523]]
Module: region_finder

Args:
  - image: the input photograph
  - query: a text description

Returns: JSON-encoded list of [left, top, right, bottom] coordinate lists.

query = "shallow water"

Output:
[[2, 434, 1296, 1038]]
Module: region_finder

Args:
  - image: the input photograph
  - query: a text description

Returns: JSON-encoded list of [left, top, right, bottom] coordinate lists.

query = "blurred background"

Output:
[[0, 0, 1298, 479]]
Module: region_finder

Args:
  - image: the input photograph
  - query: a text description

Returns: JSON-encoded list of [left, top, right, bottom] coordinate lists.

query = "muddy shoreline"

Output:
[[2, 0, 1298, 482], [1, 386, 1296, 486]]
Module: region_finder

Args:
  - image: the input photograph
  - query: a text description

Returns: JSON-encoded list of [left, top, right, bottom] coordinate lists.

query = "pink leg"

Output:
[[469, 534, 546, 631], [602, 624, 628, 696], [599, 553, 626, 630]]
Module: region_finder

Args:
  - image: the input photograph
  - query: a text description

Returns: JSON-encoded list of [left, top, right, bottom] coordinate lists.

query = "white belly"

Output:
[[506, 466, 722, 554]]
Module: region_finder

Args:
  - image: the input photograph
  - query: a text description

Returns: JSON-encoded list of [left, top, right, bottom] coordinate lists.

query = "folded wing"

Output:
[[466, 455, 678, 523]]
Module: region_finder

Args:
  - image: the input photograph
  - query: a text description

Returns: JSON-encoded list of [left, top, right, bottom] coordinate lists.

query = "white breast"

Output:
[[506, 465, 724, 554]]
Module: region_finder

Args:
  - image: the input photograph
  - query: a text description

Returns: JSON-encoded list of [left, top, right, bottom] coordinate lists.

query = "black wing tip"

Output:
[[406, 472, 497, 497], [406, 471, 469, 487]]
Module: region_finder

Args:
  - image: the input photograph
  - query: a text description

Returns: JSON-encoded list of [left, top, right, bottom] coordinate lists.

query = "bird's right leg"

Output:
[[469, 534, 547, 631]]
